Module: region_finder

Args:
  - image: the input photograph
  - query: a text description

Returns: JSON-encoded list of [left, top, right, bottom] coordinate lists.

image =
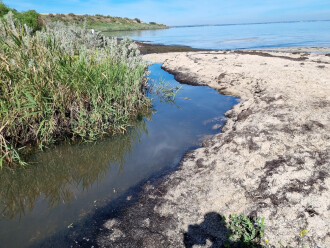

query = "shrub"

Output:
[[14, 10, 42, 31], [0, 1, 10, 16], [0, 14, 150, 167], [0, 2, 42, 32]]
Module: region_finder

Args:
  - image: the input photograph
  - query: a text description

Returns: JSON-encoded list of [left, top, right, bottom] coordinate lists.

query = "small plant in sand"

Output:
[[223, 214, 265, 248], [299, 229, 309, 248]]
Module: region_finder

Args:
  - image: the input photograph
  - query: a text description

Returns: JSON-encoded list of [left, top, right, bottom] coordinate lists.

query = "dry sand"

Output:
[[97, 49, 330, 247]]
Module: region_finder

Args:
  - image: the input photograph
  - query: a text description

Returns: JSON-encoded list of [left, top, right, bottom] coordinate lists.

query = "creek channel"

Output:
[[0, 64, 237, 247]]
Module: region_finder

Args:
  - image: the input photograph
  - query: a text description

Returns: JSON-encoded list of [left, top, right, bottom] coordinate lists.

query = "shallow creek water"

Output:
[[0, 64, 237, 247]]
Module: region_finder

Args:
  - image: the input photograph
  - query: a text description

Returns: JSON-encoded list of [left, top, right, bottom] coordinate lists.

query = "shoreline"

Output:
[[97, 48, 330, 247], [136, 39, 330, 55], [99, 26, 168, 33], [136, 41, 212, 54]]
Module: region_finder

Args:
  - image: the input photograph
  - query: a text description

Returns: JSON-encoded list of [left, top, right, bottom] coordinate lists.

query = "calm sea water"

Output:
[[106, 21, 330, 49]]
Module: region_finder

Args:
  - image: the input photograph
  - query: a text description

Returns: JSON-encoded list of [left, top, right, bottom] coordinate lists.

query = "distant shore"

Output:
[[136, 39, 330, 54], [97, 48, 330, 247], [40, 13, 168, 32]]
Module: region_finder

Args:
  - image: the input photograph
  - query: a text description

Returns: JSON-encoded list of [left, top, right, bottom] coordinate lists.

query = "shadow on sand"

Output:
[[183, 212, 264, 248]]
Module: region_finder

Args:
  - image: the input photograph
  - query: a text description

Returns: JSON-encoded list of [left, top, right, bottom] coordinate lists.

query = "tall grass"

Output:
[[0, 12, 151, 167]]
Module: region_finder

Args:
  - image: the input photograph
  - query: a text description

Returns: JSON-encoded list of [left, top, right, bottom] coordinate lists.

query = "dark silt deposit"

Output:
[[136, 41, 210, 54], [0, 64, 237, 247]]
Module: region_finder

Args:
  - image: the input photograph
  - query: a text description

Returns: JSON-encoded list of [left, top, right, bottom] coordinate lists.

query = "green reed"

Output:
[[0, 13, 151, 167]]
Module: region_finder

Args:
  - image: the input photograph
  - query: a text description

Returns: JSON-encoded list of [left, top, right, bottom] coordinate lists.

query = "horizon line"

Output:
[[170, 19, 330, 28]]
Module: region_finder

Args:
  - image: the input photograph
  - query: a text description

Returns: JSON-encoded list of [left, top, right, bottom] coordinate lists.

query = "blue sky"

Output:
[[3, 0, 330, 26]]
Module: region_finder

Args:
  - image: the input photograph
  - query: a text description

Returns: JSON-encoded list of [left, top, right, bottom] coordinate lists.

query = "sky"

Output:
[[3, 0, 330, 26]]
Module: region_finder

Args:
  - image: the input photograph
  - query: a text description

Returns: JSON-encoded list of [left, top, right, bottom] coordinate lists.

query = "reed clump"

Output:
[[0, 13, 150, 167]]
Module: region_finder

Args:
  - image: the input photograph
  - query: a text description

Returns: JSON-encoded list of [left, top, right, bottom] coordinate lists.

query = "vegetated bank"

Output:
[[40, 13, 168, 32], [0, 11, 151, 167], [0, 1, 167, 32]]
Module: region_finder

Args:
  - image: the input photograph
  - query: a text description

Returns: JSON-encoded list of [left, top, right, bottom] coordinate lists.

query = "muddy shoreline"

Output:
[[136, 41, 212, 54], [97, 49, 330, 247]]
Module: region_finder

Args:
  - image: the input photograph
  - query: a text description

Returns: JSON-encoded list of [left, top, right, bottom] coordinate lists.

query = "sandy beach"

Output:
[[97, 49, 330, 247]]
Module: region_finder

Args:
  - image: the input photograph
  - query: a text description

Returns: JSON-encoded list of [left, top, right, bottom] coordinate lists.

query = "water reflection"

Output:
[[0, 118, 149, 220], [103, 29, 159, 38]]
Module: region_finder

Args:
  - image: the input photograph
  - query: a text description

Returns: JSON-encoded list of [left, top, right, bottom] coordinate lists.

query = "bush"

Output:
[[14, 10, 42, 31], [0, 2, 10, 16], [0, 15, 150, 167], [0, 2, 42, 32]]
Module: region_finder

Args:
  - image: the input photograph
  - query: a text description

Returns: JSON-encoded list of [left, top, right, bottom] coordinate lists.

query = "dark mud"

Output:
[[137, 41, 211, 54], [232, 50, 309, 61]]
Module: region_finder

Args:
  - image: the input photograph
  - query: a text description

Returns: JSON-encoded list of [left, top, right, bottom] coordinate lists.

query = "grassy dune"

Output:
[[1, 1, 167, 32], [41, 13, 168, 32]]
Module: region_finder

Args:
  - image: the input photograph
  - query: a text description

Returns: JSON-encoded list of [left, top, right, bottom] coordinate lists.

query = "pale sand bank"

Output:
[[98, 49, 330, 247]]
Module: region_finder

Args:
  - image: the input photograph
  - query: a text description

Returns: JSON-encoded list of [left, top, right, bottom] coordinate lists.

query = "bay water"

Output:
[[105, 21, 330, 50]]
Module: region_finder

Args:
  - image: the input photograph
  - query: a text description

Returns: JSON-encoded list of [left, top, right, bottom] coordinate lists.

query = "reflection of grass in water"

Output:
[[148, 77, 182, 107], [0, 117, 149, 220]]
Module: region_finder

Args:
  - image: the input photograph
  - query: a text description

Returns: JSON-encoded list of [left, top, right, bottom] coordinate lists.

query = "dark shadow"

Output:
[[183, 212, 264, 248], [184, 212, 227, 248]]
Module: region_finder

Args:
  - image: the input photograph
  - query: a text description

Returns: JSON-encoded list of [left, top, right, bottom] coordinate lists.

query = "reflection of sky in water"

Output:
[[105, 21, 330, 49], [0, 64, 237, 248]]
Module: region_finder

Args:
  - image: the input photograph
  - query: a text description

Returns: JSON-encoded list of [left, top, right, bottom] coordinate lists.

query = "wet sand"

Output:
[[97, 49, 330, 247]]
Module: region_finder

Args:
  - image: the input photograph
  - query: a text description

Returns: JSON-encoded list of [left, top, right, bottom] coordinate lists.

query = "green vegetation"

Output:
[[0, 1, 167, 32], [223, 214, 265, 248], [150, 79, 182, 103], [223, 214, 312, 248], [0, 13, 151, 167], [0, 1, 42, 31], [41, 13, 167, 32]]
